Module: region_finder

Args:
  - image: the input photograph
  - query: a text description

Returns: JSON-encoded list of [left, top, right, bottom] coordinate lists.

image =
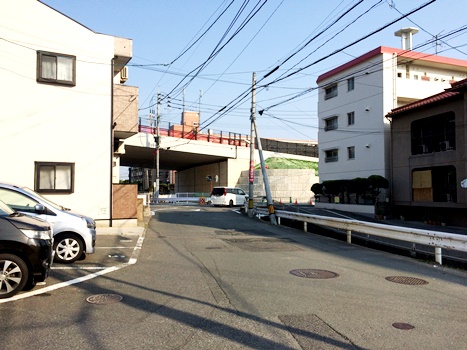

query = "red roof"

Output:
[[451, 78, 467, 89], [387, 91, 460, 117], [316, 46, 467, 84], [387, 78, 467, 117]]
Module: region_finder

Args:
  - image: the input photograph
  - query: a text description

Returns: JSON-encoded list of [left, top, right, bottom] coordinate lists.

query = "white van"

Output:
[[0, 183, 96, 263], [210, 187, 247, 207]]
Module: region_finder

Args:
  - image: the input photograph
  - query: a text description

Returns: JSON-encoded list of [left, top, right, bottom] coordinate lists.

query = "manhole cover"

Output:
[[86, 294, 123, 305], [385, 276, 428, 285], [392, 322, 415, 330], [289, 269, 339, 279]]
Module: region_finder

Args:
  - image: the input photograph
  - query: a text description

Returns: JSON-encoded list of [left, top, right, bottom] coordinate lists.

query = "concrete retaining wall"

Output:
[[236, 169, 318, 204]]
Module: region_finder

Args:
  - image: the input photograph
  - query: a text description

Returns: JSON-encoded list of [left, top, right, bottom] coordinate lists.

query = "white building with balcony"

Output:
[[0, 0, 138, 226], [316, 45, 467, 192]]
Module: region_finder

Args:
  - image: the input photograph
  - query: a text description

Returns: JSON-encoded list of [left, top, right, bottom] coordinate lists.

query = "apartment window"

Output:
[[37, 51, 76, 86], [411, 112, 456, 155], [325, 149, 338, 163], [347, 146, 355, 160], [347, 77, 354, 91], [35, 162, 74, 194], [324, 84, 338, 100], [347, 111, 355, 125], [324, 116, 338, 131]]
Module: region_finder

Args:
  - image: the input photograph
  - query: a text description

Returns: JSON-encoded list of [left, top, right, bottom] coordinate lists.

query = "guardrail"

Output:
[[155, 193, 211, 204], [255, 208, 467, 265]]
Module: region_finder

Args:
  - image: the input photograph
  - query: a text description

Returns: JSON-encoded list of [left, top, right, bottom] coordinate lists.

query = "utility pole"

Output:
[[248, 73, 256, 217], [154, 92, 161, 203], [199, 90, 203, 116], [183, 88, 185, 112], [248, 72, 276, 224], [253, 116, 276, 225]]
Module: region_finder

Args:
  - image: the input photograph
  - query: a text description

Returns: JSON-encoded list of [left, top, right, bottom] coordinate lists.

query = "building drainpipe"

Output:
[[110, 58, 114, 227]]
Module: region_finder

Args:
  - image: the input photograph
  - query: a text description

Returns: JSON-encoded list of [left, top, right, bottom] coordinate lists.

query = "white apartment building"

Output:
[[316, 45, 467, 193], [0, 0, 138, 225]]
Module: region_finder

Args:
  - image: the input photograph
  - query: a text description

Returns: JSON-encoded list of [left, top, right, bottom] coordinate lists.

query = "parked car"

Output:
[[0, 200, 53, 298], [210, 187, 248, 207], [0, 183, 96, 263]]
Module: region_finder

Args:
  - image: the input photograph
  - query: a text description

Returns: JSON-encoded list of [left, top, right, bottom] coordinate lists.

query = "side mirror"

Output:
[[34, 203, 47, 214]]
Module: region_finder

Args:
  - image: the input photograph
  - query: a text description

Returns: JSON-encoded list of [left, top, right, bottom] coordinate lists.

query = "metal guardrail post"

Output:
[[254, 207, 467, 265], [435, 247, 442, 265]]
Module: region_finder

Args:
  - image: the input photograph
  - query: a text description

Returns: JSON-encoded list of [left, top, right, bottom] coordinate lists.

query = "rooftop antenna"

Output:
[[394, 27, 419, 50]]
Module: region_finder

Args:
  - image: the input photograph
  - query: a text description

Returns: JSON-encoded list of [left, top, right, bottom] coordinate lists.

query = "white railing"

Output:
[[255, 208, 467, 265], [154, 193, 211, 204]]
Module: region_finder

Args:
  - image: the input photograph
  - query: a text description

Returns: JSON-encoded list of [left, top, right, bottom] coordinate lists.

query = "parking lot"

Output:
[[0, 226, 145, 303], [1, 205, 466, 349]]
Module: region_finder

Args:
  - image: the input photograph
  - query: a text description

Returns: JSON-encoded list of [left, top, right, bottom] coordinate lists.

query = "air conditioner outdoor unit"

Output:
[[120, 66, 128, 83]]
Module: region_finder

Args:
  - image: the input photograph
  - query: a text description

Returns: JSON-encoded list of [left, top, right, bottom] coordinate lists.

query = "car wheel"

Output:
[[0, 253, 29, 299], [229, 199, 234, 207], [54, 233, 84, 263]]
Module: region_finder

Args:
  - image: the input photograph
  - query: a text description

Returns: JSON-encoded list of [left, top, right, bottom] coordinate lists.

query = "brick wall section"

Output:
[[113, 184, 137, 219], [113, 84, 138, 134]]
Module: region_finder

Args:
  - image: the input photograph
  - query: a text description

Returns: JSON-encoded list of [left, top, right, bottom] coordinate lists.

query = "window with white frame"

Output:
[[347, 146, 355, 160], [324, 116, 338, 131], [347, 77, 354, 91], [35, 162, 74, 194], [324, 84, 338, 100], [347, 111, 355, 125], [325, 149, 338, 163], [37, 51, 76, 86]]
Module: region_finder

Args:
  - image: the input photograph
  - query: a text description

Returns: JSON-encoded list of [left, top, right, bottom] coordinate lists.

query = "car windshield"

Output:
[[0, 200, 15, 216], [22, 186, 66, 211]]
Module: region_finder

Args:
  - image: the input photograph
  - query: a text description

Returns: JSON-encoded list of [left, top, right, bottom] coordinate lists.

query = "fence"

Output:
[[139, 120, 249, 147], [255, 208, 467, 265], [155, 192, 211, 204]]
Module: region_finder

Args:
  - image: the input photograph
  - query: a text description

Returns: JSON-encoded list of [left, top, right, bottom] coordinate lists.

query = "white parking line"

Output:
[[0, 266, 121, 303], [51, 266, 107, 270], [0, 233, 145, 303], [95, 246, 133, 249]]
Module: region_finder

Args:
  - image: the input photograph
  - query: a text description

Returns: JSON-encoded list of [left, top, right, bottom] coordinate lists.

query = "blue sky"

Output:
[[42, 0, 467, 141]]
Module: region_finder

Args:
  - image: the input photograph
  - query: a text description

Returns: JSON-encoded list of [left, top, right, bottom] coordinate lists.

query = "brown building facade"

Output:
[[388, 79, 467, 226]]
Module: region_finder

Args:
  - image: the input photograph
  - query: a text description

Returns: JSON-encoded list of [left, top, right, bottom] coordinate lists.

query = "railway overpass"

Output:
[[117, 125, 319, 198]]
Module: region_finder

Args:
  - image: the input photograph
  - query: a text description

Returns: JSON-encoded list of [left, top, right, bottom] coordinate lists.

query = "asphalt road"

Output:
[[1, 205, 466, 350]]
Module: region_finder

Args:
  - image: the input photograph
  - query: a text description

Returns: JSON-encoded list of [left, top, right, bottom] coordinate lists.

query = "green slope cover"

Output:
[[255, 157, 318, 174]]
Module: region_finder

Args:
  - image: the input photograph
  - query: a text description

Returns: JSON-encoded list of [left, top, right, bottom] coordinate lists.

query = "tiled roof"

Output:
[[387, 91, 460, 117], [387, 77, 467, 117], [451, 77, 467, 89]]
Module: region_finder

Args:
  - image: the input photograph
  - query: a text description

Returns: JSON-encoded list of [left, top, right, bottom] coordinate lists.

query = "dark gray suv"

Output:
[[0, 200, 53, 299]]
